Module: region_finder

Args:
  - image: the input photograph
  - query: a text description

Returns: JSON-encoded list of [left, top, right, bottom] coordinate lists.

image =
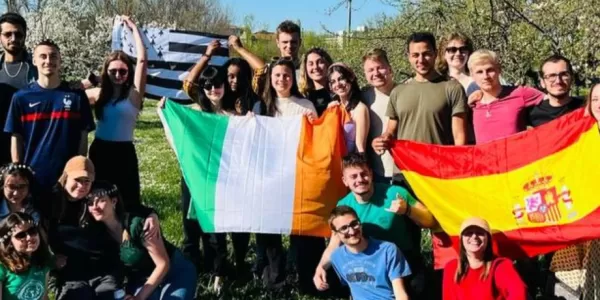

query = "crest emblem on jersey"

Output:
[[63, 94, 72, 111]]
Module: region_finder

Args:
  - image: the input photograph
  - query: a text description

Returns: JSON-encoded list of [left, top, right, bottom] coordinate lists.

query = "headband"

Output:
[[1, 164, 34, 175], [86, 185, 119, 200], [0, 219, 35, 243], [328, 62, 357, 82]]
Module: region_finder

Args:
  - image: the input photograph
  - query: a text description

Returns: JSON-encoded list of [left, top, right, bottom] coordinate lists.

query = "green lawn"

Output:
[[134, 101, 435, 299]]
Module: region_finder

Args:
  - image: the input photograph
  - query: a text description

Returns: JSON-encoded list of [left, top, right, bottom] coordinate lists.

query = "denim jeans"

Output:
[[128, 250, 197, 300]]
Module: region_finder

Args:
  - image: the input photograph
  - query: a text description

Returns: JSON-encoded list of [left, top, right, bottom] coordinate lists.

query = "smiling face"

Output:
[[461, 226, 489, 255], [540, 60, 572, 99], [0, 22, 25, 55], [86, 195, 116, 222], [444, 39, 470, 71], [329, 71, 352, 99], [203, 82, 225, 103], [227, 65, 241, 92], [10, 223, 39, 254], [107, 60, 129, 85], [271, 64, 293, 97], [408, 41, 436, 76], [342, 165, 373, 196], [3, 174, 29, 206], [332, 214, 363, 246], [363, 58, 392, 88], [276, 32, 300, 59], [64, 176, 92, 200], [306, 53, 329, 83], [590, 85, 600, 122], [33, 45, 60, 77]]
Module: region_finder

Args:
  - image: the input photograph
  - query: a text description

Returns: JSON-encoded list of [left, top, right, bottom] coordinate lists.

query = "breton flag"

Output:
[[111, 16, 229, 102], [390, 109, 600, 269], [158, 101, 349, 237]]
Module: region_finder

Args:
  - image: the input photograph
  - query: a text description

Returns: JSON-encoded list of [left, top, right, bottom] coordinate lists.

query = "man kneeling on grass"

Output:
[[320, 205, 411, 300]]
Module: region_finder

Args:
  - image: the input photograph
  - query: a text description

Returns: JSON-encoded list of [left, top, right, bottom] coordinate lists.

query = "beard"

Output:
[[2, 42, 25, 56]]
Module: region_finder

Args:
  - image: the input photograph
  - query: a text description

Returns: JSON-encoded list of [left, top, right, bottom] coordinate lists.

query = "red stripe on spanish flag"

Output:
[[390, 109, 600, 269]]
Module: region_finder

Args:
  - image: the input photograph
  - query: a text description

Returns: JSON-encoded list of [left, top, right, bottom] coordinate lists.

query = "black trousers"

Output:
[[255, 233, 286, 289], [89, 138, 141, 211], [180, 177, 233, 276]]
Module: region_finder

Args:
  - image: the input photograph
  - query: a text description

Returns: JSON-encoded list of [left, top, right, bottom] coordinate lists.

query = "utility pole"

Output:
[[346, 0, 352, 36]]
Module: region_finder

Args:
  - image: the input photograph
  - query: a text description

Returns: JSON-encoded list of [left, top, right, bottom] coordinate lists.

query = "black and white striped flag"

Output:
[[111, 16, 229, 102]]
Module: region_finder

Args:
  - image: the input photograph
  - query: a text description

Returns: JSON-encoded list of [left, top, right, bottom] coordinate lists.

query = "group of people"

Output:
[[0, 8, 598, 300]]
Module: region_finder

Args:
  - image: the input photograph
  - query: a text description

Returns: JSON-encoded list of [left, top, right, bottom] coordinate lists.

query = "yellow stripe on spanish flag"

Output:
[[391, 109, 600, 268]]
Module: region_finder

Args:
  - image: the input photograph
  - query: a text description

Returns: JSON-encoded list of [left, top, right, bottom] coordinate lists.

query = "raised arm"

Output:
[[10, 134, 23, 163], [228, 35, 268, 95], [185, 40, 219, 84], [122, 16, 147, 109]]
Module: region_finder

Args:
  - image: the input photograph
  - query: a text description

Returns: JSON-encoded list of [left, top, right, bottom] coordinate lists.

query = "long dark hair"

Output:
[[196, 65, 236, 113], [454, 231, 495, 283], [223, 58, 257, 114], [95, 51, 135, 120], [299, 47, 334, 96], [328, 64, 362, 112], [84, 180, 126, 225], [0, 212, 50, 273], [261, 58, 302, 116]]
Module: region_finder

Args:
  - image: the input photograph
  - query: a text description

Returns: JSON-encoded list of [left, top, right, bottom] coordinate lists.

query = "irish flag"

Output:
[[390, 109, 600, 269], [159, 100, 348, 237]]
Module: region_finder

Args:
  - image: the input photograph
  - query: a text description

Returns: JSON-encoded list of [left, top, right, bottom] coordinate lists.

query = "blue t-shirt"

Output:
[[4, 82, 95, 189], [330, 238, 411, 300]]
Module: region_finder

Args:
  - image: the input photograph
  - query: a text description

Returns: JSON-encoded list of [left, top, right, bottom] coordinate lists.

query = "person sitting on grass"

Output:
[[443, 217, 528, 300], [0, 212, 52, 300], [316, 205, 411, 300], [85, 181, 197, 300], [0, 164, 39, 223]]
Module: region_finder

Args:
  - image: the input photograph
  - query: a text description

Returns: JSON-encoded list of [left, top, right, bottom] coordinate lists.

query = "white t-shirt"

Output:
[[363, 86, 396, 178], [274, 95, 317, 117]]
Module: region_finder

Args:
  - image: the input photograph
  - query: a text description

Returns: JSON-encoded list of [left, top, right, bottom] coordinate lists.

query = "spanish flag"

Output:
[[390, 110, 600, 269], [159, 101, 348, 237]]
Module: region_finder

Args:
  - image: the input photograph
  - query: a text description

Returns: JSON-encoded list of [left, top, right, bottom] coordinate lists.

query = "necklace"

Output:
[[3, 61, 24, 78]]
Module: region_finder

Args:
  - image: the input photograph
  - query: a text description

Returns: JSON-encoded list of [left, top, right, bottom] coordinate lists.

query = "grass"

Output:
[[133, 101, 439, 299]]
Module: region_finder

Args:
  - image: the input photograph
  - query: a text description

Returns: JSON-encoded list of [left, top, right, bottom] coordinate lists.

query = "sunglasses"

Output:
[[335, 219, 361, 234], [13, 226, 38, 240], [203, 81, 224, 90], [4, 183, 28, 191], [445, 46, 469, 54], [1, 31, 24, 39], [108, 68, 128, 76]]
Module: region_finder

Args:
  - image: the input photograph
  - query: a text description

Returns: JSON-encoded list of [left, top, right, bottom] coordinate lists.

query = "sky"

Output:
[[220, 0, 398, 33]]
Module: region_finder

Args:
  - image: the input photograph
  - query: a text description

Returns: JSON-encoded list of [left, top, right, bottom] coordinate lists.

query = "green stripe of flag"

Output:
[[162, 100, 229, 232]]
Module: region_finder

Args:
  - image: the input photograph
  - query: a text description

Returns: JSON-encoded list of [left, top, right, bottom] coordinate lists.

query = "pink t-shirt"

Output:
[[473, 86, 544, 144]]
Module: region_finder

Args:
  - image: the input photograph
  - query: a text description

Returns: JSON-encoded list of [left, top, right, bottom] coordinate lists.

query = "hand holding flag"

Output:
[[385, 193, 409, 215]]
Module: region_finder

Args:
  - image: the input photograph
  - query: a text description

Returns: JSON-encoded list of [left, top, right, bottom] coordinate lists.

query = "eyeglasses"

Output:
[[271, 56, 293, 63], [1, 31, 24, 40], [13, 226, 38, 240], [108, 68, 128, 76], [543, 71, 571, 82], [3, 183, 28, 191], [335, 219, 361, 234], [445, 46, 469, 54]]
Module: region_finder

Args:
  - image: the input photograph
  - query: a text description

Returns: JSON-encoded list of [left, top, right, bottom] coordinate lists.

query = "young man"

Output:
[[229, 20, 302, 96], [467, 49, 544, 144], [318, 205, 411, 300], [372, 32, 467, 153], [361, 48, 396, 183], [0, 13, 36, 165], [528, 54, 584, 127], [314, 153, 437, 298], [4, 40, 95, 192]]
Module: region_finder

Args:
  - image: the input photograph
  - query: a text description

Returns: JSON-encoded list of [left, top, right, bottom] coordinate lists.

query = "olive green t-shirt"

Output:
[[385, 76, 467, 145]]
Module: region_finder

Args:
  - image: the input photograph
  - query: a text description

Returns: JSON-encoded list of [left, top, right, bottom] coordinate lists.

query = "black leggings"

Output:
[[89, 138, 141, 211]]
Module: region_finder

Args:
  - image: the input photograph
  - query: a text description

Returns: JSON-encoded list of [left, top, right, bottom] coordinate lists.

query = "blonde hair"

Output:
[[467, 49, 501, 72]]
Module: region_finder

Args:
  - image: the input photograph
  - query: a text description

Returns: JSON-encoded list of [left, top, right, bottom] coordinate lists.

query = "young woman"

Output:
[[0, 164, 39, 223], [86, 15, 147, 211], [250, 58, 316, 291], [443, 217, 528, 300], [85, 181, 196, 300], [0, 212, 52, 300], [437, 33, 475, 91], [47, 156, 158, 300], [224, 57, 259, 115], [161, 44, 239, 293], [327, 63, 369, 154], [253, 58, 317, 117], [298, 47, 334, 116]]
